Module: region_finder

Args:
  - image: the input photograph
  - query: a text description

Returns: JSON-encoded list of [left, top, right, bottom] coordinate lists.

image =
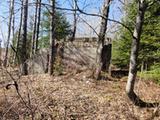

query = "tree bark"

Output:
[[96, 0, 111, 80], [20, 0, 28, 75], [126, 0, 159, 107], [126, 0, 146, 101], [11, 1, 15, 64], [70, 0, 77, 42], [14, 0, 23, 64], [0, 39, 1, 66], [48, 0, 56, 75], [35, 0, 42, 53], [98, 0, 110, 46], [31, 0, 38, 55], [4, 0, 15, 67]]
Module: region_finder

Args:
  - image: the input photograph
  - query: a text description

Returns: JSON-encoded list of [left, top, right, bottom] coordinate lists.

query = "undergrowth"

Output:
[[138, 67, 160, 85]]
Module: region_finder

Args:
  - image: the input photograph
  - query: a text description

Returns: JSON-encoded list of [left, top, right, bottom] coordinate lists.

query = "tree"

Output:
[[14, 0, 23, 64], [48, 0, 56, 75], [4, 0, 15, 67], [0, 39, 1, 66], [95, 0, 111, 80], [31, 0, 38, 55], [31, 0, 42, 55], [20, 0, 29, 75], [113, 0, 160, 70], [126, 0, 159, 107], [70, 0, 77, 42], [139, 1, 160, 70], [35, 0, 42, 53], [39, 11, 71, 48]]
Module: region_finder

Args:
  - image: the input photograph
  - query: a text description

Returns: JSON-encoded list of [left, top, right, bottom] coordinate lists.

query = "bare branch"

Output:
[[74, 0, 133, 35], [36, 2, 133, 35], [78, 16, 99, 36]]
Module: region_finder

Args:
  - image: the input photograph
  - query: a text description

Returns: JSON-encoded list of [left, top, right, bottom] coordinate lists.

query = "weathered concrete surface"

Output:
[[27, 43, 98, 74]]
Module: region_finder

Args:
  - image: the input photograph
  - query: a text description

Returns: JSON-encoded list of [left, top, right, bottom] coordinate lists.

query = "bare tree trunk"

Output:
[[11, 2, 15, 64], [126, 0, 159, 107], [20, 0, 28, 75], [48, 0, 56, 75], [95, 0, 111, 80], [0, 39, 1, 66], [12, 6, 15, 40], [31, 0, 38, 55], [0, 12, 2, 67], [14, 0, 23, 64], [98, 0, 110, 46], [35, 0, 41, 53], [4, 0, 15, 67], [70, 0, 77, 42]]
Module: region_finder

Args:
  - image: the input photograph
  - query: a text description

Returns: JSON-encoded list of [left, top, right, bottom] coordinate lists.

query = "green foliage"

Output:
[[112, 32, 131, 68], [112, 1, 160, 69], [138, 66, 160, 85], [39, 10, 71, 48]]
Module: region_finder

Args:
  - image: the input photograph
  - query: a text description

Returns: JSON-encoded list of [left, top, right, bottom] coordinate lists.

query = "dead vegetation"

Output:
[[0, 67, 160, 120]]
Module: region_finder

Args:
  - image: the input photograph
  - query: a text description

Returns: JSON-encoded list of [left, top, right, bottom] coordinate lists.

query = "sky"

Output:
[[58, 0, 124, 37], [0, 0, 124, 47]]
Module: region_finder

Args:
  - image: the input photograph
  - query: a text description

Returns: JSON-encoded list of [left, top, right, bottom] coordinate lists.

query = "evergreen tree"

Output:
[[39, 10, 71, 48], [113, 1, 160, 70]]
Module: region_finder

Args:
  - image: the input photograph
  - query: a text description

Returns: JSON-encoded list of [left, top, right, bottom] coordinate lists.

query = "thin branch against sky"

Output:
[[0, 0, 124, 46]]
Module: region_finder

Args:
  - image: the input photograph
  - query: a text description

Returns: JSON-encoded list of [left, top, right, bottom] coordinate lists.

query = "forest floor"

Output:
[[0, 67, 160, 120]]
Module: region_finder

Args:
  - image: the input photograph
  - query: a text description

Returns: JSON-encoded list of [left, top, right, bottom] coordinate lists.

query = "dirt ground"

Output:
[[0, 67, 160, 120]]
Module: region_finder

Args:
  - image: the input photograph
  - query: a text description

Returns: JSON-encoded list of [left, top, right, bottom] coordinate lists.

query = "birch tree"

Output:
[[126, 0, 159, 107]]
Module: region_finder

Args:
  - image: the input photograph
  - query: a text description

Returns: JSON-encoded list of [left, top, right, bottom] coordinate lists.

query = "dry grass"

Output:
[[0, 67, 160, 120]]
